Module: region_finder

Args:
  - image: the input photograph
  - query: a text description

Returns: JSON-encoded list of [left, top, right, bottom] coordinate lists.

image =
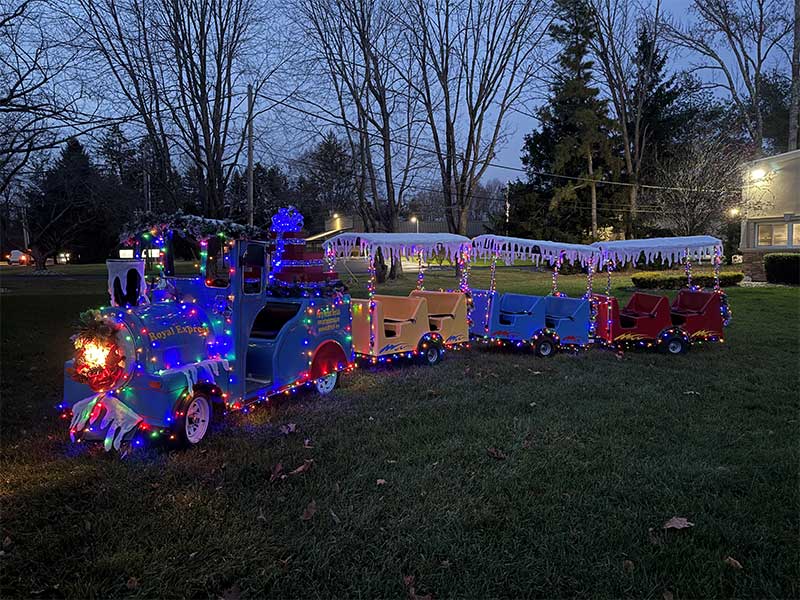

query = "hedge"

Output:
[[631, 271, 744, 289], [763, 253, 800, 285]]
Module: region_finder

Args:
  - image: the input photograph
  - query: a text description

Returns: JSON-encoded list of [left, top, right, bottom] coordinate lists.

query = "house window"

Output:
[[757, 223, 788, 247]]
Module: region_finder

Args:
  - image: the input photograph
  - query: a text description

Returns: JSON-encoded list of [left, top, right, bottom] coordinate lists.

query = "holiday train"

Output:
[[61, 207, 730, 451]]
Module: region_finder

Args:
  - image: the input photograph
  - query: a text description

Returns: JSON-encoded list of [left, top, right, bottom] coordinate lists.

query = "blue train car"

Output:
[[62, 208, 352, 450], [469, 235, 597, 356]]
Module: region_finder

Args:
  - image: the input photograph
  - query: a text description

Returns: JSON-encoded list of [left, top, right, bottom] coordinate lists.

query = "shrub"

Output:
[[631, 271, 744, 289], [763, 253, 800, 285]]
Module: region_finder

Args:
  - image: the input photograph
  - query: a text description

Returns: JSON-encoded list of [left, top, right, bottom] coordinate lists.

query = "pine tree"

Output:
[[515, 0, 618, 241]]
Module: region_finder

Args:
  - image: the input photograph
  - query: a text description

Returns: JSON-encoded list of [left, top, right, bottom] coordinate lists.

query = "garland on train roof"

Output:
[[120, 210, 264, 244]]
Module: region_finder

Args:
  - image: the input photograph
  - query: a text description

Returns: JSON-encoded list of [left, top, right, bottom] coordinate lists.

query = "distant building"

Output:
[[739, 149, 800, 280]]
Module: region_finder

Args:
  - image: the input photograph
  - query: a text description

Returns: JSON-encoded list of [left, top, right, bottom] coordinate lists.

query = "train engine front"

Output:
[[62, 263, 229, 451]]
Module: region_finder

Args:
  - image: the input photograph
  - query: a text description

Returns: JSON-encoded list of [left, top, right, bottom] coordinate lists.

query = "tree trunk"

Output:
[[588, 150, 597, 240], [31, 248, 47, 271], [458, 204, 469, 237], [627, 184, 638, 239], [790, 0, 800, 151]]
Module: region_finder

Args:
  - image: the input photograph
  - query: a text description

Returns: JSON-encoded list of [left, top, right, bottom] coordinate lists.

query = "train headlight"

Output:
[[72, 334, 129, 392]]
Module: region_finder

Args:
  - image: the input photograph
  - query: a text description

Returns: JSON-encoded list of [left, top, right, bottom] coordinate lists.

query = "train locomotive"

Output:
[[62, 207, 352, 450]]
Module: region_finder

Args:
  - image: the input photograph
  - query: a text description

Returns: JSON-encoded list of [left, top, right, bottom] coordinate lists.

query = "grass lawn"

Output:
[[1, 265, 798, 599]]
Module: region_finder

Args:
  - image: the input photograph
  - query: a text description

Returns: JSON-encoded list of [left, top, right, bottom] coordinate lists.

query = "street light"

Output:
[[750, 168, 766, 181], [410, 215, 419, 233], [729, 207, 740, 218]]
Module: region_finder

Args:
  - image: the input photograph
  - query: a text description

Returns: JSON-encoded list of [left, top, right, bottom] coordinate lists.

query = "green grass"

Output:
[[1, 267, 798, 598]]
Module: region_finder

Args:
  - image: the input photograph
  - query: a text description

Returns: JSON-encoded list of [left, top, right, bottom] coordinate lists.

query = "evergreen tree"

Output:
[[24, 138, 118, 268], [298, 131, 355, 216], [512, 0, 619, 241], [227, 163, 291, 227]]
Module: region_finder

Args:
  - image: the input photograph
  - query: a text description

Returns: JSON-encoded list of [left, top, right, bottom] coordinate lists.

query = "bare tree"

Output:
[[72, 0, 278, 217], [587, 0, 665, 237], [295, 0, 426, 247], [667, 0, 792, 154], [648, 138, 750, 236], [0, 0, 87, 195], [789, 0, 799, 150], [402, 0, 550, 235]]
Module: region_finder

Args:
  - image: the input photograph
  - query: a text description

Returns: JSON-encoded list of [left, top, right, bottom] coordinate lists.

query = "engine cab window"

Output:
[[250, 303, 301, 339], [205, 237, 230, 288], [242, 243, 265, 294]]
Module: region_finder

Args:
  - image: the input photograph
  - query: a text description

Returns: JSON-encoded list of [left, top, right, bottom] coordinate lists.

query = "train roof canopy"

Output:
[[591, 235, 723, 265], [472, 234, 599, 266], [324, 232, 471, 262]]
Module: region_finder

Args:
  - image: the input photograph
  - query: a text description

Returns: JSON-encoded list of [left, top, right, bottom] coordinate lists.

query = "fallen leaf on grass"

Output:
[[724, 556, 743, 570], [303, 438, 314, 449], [486, 447, 507, 460], [663, 516, 695, 530], [386, 459, 398, 464], [622, 560, 635, 573], [279, 423, 298, 435], [376, 479, 387, 485], [301, 500, 317, 521], [269, 463, 284, 483], [648, 527, 662, 545], [126, 577, 139, 590], [3, 536, 11, 548], [662, 592, 674, 600], [683, 390, 700, 395], [402, 575, 433, 600], [330, 509, 341, 524], [221, 584, 241, 600], [257, 507, 267, 522], [289, 459, 314, 476]]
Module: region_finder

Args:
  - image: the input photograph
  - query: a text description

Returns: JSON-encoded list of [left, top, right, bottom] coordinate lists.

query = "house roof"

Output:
[[746, 148, 800, 167]]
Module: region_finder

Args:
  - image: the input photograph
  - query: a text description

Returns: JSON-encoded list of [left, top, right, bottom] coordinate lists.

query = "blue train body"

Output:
[[470, 289, 591, 351], [63, 234, 352, 449]]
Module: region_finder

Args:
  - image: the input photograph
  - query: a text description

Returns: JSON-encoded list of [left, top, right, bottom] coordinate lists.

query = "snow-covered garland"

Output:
[[120, 210, 264, 245]]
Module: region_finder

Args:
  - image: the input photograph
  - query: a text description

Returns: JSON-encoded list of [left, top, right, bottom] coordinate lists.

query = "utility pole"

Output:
[[504, 183, 510, 236], [247, 83, 254, 227]]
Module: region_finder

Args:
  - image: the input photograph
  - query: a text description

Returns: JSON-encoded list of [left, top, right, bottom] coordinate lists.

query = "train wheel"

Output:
[[419, 338, 443, 366], [533, 335, 557, 358], [662, 335, 689, 355], [315, 371, 339, 395], [176, 392, 212, 446]]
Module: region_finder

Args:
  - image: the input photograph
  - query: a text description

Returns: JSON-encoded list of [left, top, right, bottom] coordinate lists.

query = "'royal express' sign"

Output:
[[148, 325, 209, 341]]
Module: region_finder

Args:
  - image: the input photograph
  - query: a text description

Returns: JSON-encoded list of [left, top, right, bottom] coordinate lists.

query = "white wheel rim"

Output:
[[426, 347, 439, 363], [540, 341, 553, 356], [316, 372, 337, 395], [668, 340, 682, 354], [185, 397, 210, 444]]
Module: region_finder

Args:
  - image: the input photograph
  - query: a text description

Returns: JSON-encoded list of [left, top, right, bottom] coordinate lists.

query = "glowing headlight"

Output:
[[81, 340, 112, 368]]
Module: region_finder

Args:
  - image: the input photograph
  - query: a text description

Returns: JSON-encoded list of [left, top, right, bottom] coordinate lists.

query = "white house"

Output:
[[739, 149, 800, 280]]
